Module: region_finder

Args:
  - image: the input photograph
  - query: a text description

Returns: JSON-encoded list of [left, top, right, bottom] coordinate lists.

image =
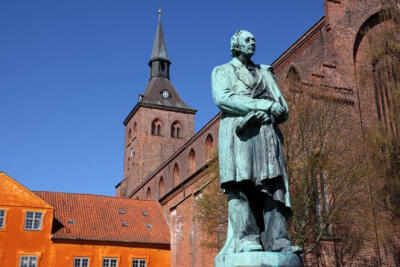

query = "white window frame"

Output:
[[132, 259, 147, 267], [24, 211, 43, 230], [74, 257, 90, 267], [102, 258, 118, 267], [0, 209, 5, 229], [20, 255, 37, 267]]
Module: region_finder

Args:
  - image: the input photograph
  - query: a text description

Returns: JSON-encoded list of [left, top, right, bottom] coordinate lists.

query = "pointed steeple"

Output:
[[151, 9, 169, 62], [149, 9, 171, 79], [125, 9, 196, 117]]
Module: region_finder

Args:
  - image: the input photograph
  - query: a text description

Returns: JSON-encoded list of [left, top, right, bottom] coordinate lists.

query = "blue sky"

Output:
[[0, 1, 323, 196]]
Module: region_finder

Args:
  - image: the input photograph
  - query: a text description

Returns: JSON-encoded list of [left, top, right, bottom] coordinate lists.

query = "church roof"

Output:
[[140, 77, 195, 111], [34, 191, 170, 245]]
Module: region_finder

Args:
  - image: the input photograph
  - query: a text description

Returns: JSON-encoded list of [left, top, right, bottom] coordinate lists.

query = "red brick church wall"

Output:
[[119, 1, 400, 266]]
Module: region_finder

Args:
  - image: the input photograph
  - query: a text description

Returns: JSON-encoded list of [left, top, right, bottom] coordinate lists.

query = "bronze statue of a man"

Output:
[[212, 30, 302, 255]]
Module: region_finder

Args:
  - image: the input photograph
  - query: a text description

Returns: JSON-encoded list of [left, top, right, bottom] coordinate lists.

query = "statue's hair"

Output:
[[230, 30, 252, 57]]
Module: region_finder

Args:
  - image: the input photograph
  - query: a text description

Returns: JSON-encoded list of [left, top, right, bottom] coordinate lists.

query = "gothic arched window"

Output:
[[372, 55, 399, 133], [171, 121, 182, 138], [133, 122, 137, 136], [151, 118, 163, 136], [146, 187, 152, 200], [173, 163, 179, 187], [128, 128, 132, 141], [159, 176, 165, 198], [287, 66, 301, 90], [205, 134, 214, 162], [188, 149, 196, 176], [353, 10, 400, 134]]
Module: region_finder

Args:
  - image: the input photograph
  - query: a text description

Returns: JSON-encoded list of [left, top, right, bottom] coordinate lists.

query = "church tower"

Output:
[[117, 11, 196, 198]]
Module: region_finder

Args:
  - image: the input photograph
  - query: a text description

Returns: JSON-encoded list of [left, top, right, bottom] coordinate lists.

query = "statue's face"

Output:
[[237, 31, 256, 57]]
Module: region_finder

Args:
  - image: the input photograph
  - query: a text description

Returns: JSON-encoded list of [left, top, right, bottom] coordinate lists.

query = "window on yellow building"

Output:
[[19, 255, 37, 267], [24, 211, 43, 230], [132, 259, 147, 267], [102, 258, 118, 267], [74, 257, 89, 267], [0, 209, 5, 229]]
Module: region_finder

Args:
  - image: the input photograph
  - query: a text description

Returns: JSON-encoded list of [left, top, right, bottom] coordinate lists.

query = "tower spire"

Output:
[[131, 9, 195, 113], [149, 9, 170, 79]]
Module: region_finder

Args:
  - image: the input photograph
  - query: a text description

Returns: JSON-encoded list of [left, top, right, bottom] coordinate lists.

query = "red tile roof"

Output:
[[34, 191, 170, 245]]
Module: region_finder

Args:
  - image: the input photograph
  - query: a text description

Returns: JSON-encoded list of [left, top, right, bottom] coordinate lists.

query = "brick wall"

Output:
[[121, 106, 195, 198], [119, 1, 400, 266], [127, 114, 219, 202]]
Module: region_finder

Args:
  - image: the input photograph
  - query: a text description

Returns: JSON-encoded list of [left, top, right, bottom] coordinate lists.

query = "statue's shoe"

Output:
[[238, 240, 263, 252], [272, 245, 304, 254]]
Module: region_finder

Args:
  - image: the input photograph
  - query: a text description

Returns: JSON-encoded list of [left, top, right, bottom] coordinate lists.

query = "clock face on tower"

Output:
[[161, 89, 170, 99]]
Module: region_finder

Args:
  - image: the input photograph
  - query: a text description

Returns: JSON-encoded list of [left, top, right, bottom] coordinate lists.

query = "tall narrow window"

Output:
[[372, 55, 400, 134], [171, 126, 176, 138], [133, 122, 137, 135], [173, 164, 179, 186], [128, 128, 132, 140], [151, 118, 163, 136], [171, 121, 182, 138], [313, 171, 332, 236], [285, 66, 302, 104], [24, 211, 43, 230], [146, 187, 152, 200], [205, 134, 214, 162], [20, 255, 37, 267], [320, 172, 332, 235], [0, 209, 5, 229], [159, 176, 165, 198], [188, 149, 196, 175], [353, 13, 400, 135], [314, 173, 322, 229], [74, 257, 90, 267], [286, 66, 301, 92]]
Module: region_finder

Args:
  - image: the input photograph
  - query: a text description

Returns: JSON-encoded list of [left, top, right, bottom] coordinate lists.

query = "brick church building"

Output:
[[115, 0, 399, 266]]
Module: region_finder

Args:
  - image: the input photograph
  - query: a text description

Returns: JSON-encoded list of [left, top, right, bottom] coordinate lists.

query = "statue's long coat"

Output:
[[211, 57, 291, 210]]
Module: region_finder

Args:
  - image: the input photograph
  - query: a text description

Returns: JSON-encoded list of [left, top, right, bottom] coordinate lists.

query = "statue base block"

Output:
[[214, 252, 303, 267]]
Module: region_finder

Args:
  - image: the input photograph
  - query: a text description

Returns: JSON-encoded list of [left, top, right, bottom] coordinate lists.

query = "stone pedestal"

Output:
[[214, 252, 303, 267]]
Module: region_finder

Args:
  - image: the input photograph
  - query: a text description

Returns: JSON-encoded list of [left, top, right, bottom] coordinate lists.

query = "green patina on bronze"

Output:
[[212, 30, 303, 267]]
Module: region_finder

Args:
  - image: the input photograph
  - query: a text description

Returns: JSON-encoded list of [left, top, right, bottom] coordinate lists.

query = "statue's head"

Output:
[[230, 30, 256, 58]]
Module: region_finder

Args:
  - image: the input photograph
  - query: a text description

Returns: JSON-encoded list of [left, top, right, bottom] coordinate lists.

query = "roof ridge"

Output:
[[33, 191, 158, 202]]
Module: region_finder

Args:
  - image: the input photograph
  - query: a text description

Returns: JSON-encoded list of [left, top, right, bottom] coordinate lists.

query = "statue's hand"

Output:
[[270, 103, 284, 117], [256, 111, 272, 124]]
